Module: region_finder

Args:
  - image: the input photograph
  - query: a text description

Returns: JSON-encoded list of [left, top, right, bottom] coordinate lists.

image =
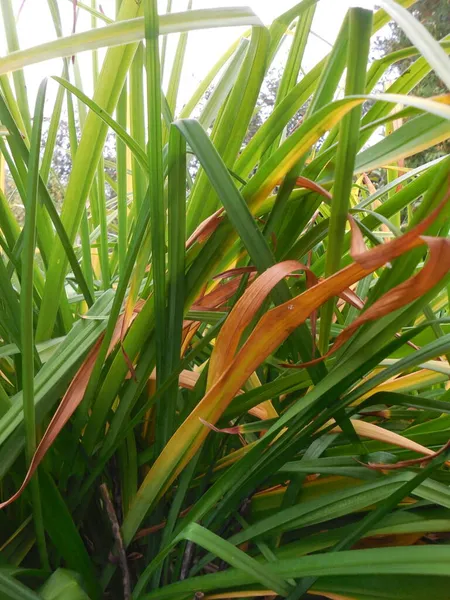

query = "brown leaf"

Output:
[[350, 193, 449, 268], [283, 235, 450, 369], [328, 235, 450, 361], [348, 214, 369, 257], [362, 173, 377, 196], [192, 273, 255, 311], [212, 266, 256, 281], [294, 176, 332, 203], [120, 344, 137, 382], [281, 192, 450, 369], [0, 337, 101, 510], [198, 418, 242, 435], [207, 260, 310, 390], [338, 286, 364, 310], [358, 439, 450, 471], [0, 304, 140, 509], [186, 208, 224, 249]]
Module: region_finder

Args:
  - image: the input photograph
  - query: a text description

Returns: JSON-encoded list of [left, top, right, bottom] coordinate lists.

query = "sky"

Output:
[[3, 0, 381, 113]]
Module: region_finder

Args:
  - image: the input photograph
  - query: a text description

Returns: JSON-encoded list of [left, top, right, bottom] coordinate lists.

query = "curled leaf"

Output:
[[207, 260, 309, 390], [128, 196, 450, 518], [292, 235, 450, 370], [358, 439, 450, 471], [199, 418, 242, 435], [294, 176, 332, 203], [212, 266, 256, 280], [186, 207, 224, 249], [0, 303, 142, 509], [331, 419, 436, 458]]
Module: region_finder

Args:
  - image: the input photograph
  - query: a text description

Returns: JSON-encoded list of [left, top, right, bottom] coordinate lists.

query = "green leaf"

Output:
[[40, 569, 91, 600], [0, 8, 262, 76], [21, 78, 49, 569], [39, 471, 100, 599], [319, 8, 373, 353], [139, 546, 450, 599], [143, 0, 167, 450], [0, 570, 42, 600]]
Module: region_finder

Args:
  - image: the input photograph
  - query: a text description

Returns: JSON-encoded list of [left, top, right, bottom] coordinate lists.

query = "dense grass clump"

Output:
[[0, 0, 450, 598]]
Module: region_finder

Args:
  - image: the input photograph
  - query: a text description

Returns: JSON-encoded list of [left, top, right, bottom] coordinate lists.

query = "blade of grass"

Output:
[[39, 470, 100, 599], [21, 79, 49, 569], [77, 194, 151, 447], [0, 571, 42, 600], [52, 76, 148, 170], [162, 0, 192, 146], [179, 523, 292, 596], [0, 8, 263, 77], [139, 545, 450, 599], [35, 0, 144, 342], [143, 0, 167, 446], [287, 443, 450, 599], [160, 0, 172, 80], [318, 7, 373, 354], [355, 112, 450, 174], [261, 4, 318, 244], [198, 38, 249, 131], [162, 125, 186, 439], [186, 24, 268, 233], [267, 0, 319, 64], [0, 93, 94, 309], [265, 3, 316, 158], [130, 43, 147, 217], [0, 0, 31, 135], [116, 82, 128, 278], [179, 32, 249, 120]]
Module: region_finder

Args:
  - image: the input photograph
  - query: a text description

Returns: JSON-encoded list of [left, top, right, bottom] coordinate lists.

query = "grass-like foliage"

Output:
[[1, 0, 450, 598]]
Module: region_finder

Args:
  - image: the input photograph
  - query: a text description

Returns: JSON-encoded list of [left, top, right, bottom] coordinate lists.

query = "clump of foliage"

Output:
[[0, 1, 450, 599]]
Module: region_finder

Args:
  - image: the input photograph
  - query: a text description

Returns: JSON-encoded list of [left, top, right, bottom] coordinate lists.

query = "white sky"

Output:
[[3, 0, 380, 113]]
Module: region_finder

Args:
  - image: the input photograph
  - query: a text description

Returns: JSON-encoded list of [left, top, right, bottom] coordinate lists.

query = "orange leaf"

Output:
[[212, 266, 256, 280], [131, 197, 449, 511], [0, 337, 102, 510], [292, 235, 450, 370], [0, 304, 141, 509], [186, 207, 224, 249], [199, 418, 243, 435], [338, 286, 364, 310], [350, 193, 448, 268], [192, 273, 254, 311], [207, 260, 310, 390], [294, 176, 332, 203]]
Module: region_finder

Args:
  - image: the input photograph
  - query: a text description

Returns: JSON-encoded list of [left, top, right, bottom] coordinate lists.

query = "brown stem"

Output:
[[358, 439, 450, 471], [100, 483, 131, 600], [180, 540, 196, 581]]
